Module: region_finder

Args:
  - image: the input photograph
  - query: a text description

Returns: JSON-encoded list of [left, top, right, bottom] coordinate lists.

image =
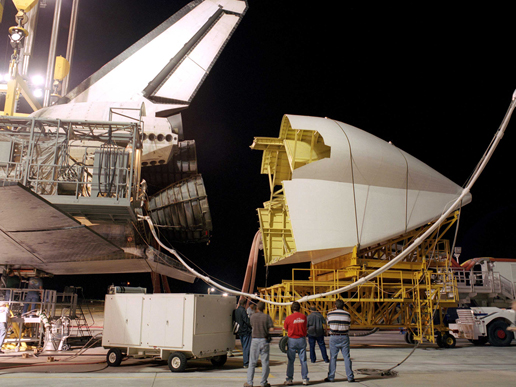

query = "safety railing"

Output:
[[259, 266, 457, 330], [0, 288, 57, 318], [454, 269, 515, 300], [500, 275, 516, 300]]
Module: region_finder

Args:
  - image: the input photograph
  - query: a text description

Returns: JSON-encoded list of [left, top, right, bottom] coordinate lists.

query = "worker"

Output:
[[0, 272, 4, 301], [2, 270, 20, 303], [307, 306, 329, 363], [234, 298, 252, 368], [244, 301, 274, 387], [0, 300, 8, 353], [22, 275, 43, 316], [283, 301, 309, 386], [509, 301, 516, 332], [324, 299, 355, 383], [247, 303, 256, 318]]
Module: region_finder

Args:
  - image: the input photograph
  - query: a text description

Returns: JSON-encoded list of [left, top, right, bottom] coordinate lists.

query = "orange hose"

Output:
[[240, 231, 261, 306]]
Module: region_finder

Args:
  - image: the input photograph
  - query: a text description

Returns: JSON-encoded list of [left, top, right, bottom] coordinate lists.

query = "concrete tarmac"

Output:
[[1, 332, 515, 386]]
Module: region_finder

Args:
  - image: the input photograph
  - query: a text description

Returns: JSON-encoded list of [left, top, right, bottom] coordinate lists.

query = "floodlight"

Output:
[[31, 75, 44, 86], [9, 26, 28, 44]]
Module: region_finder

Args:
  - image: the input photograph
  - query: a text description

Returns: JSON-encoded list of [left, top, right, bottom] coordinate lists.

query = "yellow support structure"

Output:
[[251, 127, 331, 265], [258, 214, 460, 344], [12, 0, 38, 12], [2, 73, 42, 115], [2, 1, 42, 116]]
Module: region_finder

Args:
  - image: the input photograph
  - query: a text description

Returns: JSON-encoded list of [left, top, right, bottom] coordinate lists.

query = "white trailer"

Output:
[[449, 307, 516, 346], [102, 293, 235, 371]]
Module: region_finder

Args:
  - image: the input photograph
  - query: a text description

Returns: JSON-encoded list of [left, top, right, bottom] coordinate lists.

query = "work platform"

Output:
[[0, 116, 141, 224]]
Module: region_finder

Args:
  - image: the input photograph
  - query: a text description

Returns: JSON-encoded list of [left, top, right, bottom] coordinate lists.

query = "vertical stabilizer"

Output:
[[64, 0, 248, 108]]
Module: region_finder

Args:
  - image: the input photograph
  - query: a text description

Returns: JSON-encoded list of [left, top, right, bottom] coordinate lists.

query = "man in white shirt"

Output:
[[324, 299, 355, 383], [0, 301, 9, 354]]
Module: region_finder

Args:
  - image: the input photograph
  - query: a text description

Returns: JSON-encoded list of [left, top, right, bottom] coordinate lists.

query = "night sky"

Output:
[[1, 2, 515, 298]]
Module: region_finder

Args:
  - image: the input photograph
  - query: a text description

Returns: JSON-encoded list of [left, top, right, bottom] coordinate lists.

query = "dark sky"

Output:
[[1, 1, 515, 298]]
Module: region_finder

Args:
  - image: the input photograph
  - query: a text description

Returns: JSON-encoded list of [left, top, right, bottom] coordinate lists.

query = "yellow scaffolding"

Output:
[[258, 216, 459, 343]]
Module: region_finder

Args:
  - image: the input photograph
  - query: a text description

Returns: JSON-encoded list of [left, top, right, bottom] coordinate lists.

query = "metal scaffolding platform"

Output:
[[0, 115, 142, 223], [258, 214, 460, 344]]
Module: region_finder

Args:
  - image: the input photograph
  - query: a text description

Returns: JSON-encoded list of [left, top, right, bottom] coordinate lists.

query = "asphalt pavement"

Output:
[[1, 331, 515, 386]]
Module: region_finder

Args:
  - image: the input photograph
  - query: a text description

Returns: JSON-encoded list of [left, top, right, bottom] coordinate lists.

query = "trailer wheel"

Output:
[[441, 333, 456, 348], [106, 348, 124, 367], [404, 332, 415, 345], [279, 335, 289, 353], [168, 352, 187, 372], [210, 354, 227, 367], [488, 320, 514, 347]]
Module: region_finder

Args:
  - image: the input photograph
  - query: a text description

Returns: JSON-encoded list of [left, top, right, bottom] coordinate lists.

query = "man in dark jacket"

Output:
[[307, 306, 329, 363], [234, 298, 252, 368]]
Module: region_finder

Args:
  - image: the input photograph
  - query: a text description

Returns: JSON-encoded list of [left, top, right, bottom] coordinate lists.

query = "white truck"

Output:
[[449, 307, 516, 346], [449, 258, 516, 346], [102, 293, 235, 371]]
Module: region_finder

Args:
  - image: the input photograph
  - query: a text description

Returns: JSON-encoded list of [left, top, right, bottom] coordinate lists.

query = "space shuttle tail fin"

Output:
[[66, 0, 248, 106]]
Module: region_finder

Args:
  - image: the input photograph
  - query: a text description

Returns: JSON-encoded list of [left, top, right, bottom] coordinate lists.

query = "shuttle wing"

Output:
[[0, 182, 122, 266], [0, 183, 195, 282]]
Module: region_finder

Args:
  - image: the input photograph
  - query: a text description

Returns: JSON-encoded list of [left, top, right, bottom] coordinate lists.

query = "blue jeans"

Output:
[[286, 337, 309, 381], [247, 338, 270, 386], [308, 335, 329, 362], [240, 333, 252, 367], [23, 292, 40, 315], [328, 335, 354, 381], [0, 322, 6, 349]]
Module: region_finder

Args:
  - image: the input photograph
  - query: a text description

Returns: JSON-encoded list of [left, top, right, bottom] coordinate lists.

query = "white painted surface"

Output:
[[102, 294, 235, 358], [277, 115, 471, 265]]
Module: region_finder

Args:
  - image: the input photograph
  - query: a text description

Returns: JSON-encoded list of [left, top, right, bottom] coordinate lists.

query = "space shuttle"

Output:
[[0, 0, 248, 281]]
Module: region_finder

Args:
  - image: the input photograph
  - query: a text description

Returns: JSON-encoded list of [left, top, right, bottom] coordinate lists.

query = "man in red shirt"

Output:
[[283, 301, 309, 385]]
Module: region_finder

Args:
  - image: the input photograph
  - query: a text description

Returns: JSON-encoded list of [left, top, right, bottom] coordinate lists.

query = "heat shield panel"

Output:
[[0, 182, 122, 266]]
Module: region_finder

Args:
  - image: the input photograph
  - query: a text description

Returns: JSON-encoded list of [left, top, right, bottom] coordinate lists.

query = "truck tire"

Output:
[[441, 333, 456, 348], [488, 320, 514, 347], [106, 348, 124, 367], [210, 354, 227, 367], [279, 335, 289, 353], [168, 352, 188, 372]]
